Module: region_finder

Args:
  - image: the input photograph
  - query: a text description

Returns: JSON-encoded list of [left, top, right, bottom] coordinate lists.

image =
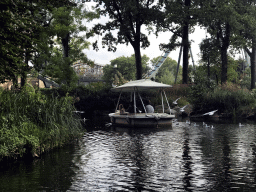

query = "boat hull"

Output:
[[109, 113, 175, 128]]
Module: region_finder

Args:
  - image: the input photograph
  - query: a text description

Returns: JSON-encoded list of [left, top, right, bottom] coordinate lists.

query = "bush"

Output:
[[189, 82, 256, 117], [0, 85, 83, 160]]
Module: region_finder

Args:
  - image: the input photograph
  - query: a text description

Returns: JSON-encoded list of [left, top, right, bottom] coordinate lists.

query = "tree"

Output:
[[239, 1, 256, 89], [103, 54, 150, 85], [199, 37, 220, 82], [0, 0, 77, 87], [199, 51, 241, 85], [159, 0, 199, 84], [150, 57, 182, 84], [91, 0, 164, 80], [0, 0, 39, 86], [36, 2, 98, 87], [198, 0, 256, 85]]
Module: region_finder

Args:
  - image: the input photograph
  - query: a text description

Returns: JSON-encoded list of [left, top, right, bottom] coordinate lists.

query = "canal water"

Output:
[[1, 117, 256, 191]]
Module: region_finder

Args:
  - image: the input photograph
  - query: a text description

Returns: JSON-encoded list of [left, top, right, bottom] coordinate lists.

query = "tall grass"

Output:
[[189, 82, 256, 117], [0, 85, 83, 160]]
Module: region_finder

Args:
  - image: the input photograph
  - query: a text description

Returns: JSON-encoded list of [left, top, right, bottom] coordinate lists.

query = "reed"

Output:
[[0, 85, 83, 160], [189, 82, 256, 117]]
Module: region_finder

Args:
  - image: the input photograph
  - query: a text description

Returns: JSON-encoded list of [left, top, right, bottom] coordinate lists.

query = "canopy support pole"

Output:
[[115, 90, 123, 112], [134, 88, 136, 115], [163, 90, 171, 114], [136, 87, 147, 115], [161, 91, 164, 113]]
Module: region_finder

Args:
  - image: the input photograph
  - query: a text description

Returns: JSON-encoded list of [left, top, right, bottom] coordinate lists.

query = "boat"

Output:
[[109, 79, 175, 128]]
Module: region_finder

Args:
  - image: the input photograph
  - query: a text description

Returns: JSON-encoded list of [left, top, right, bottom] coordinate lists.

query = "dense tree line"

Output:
[[0, 0, 98, 89], [91, 0, 256, 88], [1, 0, 256, 89]]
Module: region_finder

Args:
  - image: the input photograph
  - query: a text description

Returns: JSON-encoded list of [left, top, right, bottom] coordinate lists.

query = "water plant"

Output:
[[0, 85, 83, 160], [189, 82, 256, 117]]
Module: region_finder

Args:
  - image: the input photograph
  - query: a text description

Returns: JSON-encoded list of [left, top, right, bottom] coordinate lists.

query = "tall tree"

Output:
[[0, 0, 38, 86], [199, 37, 220, 82], [239, 0, 256, 89], [37, 2, 98, 86], [198, 0, 256, 84], [159, 0, 199, 84], [91, 0, 164, 80], [0, 0, 76, 87]]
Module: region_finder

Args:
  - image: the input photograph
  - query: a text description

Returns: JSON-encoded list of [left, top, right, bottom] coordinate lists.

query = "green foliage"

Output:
[[227, 58, 239, 83], [41, 3, 98, 87], [240, 67, 251, 89], [151, 57, 182, 85], [85, 82, 111, 93], [0, 0, 81, 85], [92, 0, 163, 50], [43, 48, 79, 88], [112, 71, 129, 86], [199, 54, 248, 86], [103, 54, 150, 85], [189, 80, 256, 117], [92, 0, 164, 79], [0, 86, 83, 160], [197, 0, 256, 84], [0, 0, 42, 83], [189, 67, 217, 106]]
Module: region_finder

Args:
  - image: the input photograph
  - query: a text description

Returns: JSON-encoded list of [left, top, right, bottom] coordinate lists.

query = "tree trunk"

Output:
[[220, 46, 228, 84], [134, 43, 142, 80], [220, 23, 230, 84], [133, 13, 142, 80], [62, 33, 69, 58], [12, 75, 18, 89], [21, 51, 29, 88], [251, 38, 256, 89], [182, 0, 190, 84], [20, 71, 26, 88], [207, 56, 210, 78]]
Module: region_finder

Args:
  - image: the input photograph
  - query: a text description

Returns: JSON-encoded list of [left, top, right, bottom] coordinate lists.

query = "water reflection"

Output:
[[182, 132, 193, 192], [0, 145, 77, 191], [1, 121, 256, 191]]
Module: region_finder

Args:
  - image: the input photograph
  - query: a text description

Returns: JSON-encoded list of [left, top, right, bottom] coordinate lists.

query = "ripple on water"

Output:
[[67, 123, 256, 191]]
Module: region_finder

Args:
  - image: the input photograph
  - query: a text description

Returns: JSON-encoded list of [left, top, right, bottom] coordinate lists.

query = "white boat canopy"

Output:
[[111, 79, 172, 92]]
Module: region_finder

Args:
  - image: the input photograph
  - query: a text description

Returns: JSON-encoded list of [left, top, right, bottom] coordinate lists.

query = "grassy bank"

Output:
[[0, 86, 83, 161]]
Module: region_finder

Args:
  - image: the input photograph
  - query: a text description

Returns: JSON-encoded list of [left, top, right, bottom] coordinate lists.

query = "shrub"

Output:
[[189, 82, 256, 117], [0, 85, 83, 160]]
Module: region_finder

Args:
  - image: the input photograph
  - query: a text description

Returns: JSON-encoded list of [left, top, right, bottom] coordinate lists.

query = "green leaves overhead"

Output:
[[0, 0, 99, 88], [92, 0, 163, 48], [197, 0, 256, 84], [91, 0, 164, 79]]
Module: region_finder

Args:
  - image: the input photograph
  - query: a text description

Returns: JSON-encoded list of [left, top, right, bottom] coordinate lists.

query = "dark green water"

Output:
[[1, 118, 256, 191]]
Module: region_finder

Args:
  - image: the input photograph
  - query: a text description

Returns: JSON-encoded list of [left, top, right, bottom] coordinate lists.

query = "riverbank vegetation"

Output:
[[0, 86, 83, 161], [188, 69, 256, 118]]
